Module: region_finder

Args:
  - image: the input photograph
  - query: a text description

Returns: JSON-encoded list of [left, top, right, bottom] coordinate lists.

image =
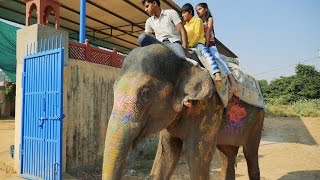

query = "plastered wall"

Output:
[[63, 59, 120, 171]]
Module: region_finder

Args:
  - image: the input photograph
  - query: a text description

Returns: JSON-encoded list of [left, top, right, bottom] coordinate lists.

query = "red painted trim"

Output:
[[68, 41, 125, 68]]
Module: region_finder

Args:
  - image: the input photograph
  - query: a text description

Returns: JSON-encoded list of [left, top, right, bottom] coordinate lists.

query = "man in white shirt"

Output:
[[138, 0, 189, 59]]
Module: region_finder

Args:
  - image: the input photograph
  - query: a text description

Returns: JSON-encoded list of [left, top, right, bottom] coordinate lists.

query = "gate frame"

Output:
[[20, 36, 64, 180]]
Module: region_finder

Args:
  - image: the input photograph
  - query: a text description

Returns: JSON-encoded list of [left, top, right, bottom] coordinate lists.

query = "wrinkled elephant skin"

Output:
[[102, 44, 264, 180]]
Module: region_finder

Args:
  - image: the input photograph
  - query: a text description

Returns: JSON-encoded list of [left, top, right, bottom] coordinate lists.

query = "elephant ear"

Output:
[[173, 63, 215, 112]]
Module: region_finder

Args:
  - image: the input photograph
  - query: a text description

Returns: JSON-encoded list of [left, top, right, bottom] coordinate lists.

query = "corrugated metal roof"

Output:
[[0, 0, 237, 57]]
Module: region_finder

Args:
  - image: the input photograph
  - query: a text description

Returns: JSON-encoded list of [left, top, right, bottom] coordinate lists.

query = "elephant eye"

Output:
[[139, 87, 151, 103]]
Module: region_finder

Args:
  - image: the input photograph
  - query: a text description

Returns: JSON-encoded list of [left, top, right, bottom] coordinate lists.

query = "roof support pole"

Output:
[[79, 0, 86, 43]]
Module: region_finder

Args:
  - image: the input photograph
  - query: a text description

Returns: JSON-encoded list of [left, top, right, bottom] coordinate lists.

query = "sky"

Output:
[[174, 0, 320, 81]]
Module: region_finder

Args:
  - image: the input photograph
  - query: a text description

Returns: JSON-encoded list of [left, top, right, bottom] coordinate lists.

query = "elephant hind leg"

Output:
[[243, 145, 260, 180], [243, 110, 264, 180], [217, 145, 239, 180], [243, 132, 262, 180], [150, 129, 183, 179]]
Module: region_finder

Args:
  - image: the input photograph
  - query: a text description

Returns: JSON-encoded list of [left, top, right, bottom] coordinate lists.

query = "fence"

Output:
[[69, 40, 125, 68]]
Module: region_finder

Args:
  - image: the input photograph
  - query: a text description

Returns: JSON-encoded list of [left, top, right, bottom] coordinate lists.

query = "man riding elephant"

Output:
[[138, 0, 190, 60]]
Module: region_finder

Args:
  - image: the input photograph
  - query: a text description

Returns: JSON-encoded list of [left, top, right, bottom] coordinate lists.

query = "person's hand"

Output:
[[211, 37, 216, 46], [182, 42, 188, 50], [212, 39, 216, 46], [184, 48, 191, 58]]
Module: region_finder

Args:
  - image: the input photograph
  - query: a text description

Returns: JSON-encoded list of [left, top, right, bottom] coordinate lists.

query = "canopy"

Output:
[[0, 20, 20, 83], [0, 0, 237, 56]]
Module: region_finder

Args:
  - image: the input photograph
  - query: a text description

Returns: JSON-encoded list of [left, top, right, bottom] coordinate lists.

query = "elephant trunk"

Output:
[[102, 110, 141, 180]]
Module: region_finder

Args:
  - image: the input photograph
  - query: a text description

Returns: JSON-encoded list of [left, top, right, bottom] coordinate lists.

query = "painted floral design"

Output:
[[228, 104, 247, 122]]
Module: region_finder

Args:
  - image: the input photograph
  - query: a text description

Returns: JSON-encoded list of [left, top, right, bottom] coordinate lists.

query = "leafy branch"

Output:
[[4, 83, 15, 102]]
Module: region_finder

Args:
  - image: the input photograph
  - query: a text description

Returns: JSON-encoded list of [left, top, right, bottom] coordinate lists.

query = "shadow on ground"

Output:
[[278, 170, 320, 180], [262, 117, 317, 145]]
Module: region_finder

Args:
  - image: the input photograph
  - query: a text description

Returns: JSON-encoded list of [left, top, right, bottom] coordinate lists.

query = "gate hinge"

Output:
[[10, 145, 14, 159], [21, 72, 26, 88]]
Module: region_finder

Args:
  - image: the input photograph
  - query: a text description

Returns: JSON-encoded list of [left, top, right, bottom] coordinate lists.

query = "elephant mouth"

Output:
[[131, 112, 150, 148]]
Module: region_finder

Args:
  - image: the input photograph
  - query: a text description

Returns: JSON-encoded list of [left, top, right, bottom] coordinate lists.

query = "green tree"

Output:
[[258, 80, 269, 98], [267, 76, 296, 104], [292, 64, 320, 99], [4, 82, 15, 102], [265, 64, 320, 104]]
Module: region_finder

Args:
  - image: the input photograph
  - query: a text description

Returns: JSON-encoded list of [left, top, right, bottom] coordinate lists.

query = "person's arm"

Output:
[[176, 23, 188, 50], [145, 18, 155, 37], [206, 17, 214, 46], [169, 10, 188, 50], [188, 19, 203, 48], [146, 32, 155, 37]]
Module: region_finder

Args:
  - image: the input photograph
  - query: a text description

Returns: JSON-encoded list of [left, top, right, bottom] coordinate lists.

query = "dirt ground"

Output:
[[0, 118, 21, 180], [1, 117, 320, 179], [168, 117, 320, 180]]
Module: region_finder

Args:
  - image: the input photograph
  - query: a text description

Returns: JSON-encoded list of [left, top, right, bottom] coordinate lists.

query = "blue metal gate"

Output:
[[21, 36, 64, 180]]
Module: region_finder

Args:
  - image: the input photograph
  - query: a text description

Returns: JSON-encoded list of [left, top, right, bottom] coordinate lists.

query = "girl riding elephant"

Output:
[[181, 3, 237, 93]]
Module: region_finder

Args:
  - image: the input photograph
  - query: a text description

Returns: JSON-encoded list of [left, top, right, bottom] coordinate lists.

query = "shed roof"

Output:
[[0, 0, 237, 57]]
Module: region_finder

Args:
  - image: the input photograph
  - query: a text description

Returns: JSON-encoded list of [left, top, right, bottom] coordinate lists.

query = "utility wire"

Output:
[[254, 56, 320, 76]]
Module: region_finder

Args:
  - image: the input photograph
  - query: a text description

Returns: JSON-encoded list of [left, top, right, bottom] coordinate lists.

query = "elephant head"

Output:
[[102, 44, 220, 179]]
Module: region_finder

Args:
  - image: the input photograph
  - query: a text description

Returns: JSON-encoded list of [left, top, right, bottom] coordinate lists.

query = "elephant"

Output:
[[102, 44, 264, 180]]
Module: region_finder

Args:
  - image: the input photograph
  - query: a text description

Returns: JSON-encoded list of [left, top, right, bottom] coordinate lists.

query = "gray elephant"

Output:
[[102, 44, 264, 180]]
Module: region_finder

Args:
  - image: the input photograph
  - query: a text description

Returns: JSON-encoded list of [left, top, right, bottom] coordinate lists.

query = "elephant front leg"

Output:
[[150, 129, 183, 180], [184, 136, 217, 180]]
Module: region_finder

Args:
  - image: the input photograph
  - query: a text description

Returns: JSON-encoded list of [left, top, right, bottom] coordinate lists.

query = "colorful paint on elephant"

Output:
[[112, 76, 141, 125], [186, 101, 207, 118], [112, 91, 138, 124], [220, 97, 251, 135], [228, 103, 246, 122]]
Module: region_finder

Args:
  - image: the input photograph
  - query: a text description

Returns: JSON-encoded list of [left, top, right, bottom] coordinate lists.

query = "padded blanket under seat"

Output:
[[190, 48, 265, 109]]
